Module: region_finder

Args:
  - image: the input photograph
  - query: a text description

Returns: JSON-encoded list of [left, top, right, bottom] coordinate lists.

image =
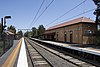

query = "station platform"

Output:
[[0, 37, 100, 67], [0, 38, 28, 67], [32, 38, 100, 56]]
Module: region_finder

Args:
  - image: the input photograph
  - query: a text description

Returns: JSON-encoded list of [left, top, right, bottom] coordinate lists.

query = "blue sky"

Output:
[[0, 0, 96, 32]]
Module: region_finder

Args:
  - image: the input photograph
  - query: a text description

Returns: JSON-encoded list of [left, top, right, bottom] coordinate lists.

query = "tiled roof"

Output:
[[47, 17, 95, 30]]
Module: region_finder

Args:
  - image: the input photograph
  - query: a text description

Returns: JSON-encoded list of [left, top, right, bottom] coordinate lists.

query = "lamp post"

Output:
[[1, 16, 11, 53], [4, 16, 11, 25]]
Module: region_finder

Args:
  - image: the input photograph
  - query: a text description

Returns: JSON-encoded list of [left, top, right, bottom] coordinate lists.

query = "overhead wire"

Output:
[[52, 8, 95, 26], [45, 0, 87, 27], [29, 0, 46, 28], [31, 0, 54, 28]]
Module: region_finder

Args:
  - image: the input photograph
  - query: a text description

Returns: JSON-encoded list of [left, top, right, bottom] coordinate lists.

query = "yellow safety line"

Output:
[[2, 39, 22, 67]]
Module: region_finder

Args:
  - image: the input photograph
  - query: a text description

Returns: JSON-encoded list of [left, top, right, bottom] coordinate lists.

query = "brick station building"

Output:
[[44, 17, 97, 44]]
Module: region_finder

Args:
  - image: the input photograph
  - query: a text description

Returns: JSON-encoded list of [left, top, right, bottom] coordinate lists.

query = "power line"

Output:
[[52, 8, 95, 26], [31, 0, 54, 27], [29, 0, 45, 28], [45, 0, 87, 27]]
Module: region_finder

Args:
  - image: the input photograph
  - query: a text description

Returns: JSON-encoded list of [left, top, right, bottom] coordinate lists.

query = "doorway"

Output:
[[64, 32, 67, 42], [70, 32, 73, 43]]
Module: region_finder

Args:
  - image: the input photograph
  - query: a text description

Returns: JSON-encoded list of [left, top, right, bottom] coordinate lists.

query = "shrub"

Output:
[[94, 30, 100, 45]]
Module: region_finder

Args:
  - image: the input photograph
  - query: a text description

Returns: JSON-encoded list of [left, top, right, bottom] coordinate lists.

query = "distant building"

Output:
[[44, 17, 97, 44]]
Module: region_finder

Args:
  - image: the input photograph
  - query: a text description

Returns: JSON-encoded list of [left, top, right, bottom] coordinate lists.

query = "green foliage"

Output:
[[0, 47, 3, 56], [94, 30, 100, 45], [0, 23, 2, 33], [7, 25, 16, 39], [25, 25, 45, 38], [38, 25, 45, 36], [7, 25, 16, 35], [24, 31, 28, 37], [17, 31, 23, 39], [32, 27, 37, 37]]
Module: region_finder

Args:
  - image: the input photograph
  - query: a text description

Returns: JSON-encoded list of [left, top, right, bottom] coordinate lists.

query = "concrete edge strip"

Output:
[[2, 39, 22, 67], [17, 38, 28, 67]]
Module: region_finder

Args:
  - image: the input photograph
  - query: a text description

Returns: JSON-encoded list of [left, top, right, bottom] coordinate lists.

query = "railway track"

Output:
[[30, 38, 100, 67], [25, 38, 95, 67], [25, 38, 52, 67]]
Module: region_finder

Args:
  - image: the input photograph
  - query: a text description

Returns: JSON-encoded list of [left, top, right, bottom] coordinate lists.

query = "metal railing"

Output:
[[0, 32, 13, 56]]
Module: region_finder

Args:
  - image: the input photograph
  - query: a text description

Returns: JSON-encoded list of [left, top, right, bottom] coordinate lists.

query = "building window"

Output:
[[69, 31, 73, 43], [84, 30, 94, 36], [64, 31, 67, 42]]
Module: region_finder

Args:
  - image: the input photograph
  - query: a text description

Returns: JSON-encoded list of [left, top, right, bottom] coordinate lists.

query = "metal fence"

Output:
[[0, 32, 13, 56], [0, 33, 3, 56]]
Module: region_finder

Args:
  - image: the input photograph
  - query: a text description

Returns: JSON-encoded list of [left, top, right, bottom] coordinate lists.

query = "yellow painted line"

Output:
[[2, 39, 22, 67]]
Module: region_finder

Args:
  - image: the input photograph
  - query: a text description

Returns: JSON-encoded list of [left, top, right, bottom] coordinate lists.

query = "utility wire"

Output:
[[29, 0, 45, 28], [31, 0, 54, 27], [52, 8, 95, 26], [45, 0, 87, 27]]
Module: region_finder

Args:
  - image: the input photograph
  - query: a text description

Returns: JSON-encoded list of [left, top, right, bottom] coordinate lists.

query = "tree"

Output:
[[0, 23, 2, 40], [37, 25, 45, 39], [32, 27, 37, 37], [7, 25, 16, 35], [0, 23, 2, 33], [24, 31, 28, 37], [38, 25, 45, 36], [16, 31, 23, 39], [31, 25, 46, 38], [93, 0, 100, 46], [93, 0, 100, 29], [94, 30, 100, 45], [7, 25, 16, 39]]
